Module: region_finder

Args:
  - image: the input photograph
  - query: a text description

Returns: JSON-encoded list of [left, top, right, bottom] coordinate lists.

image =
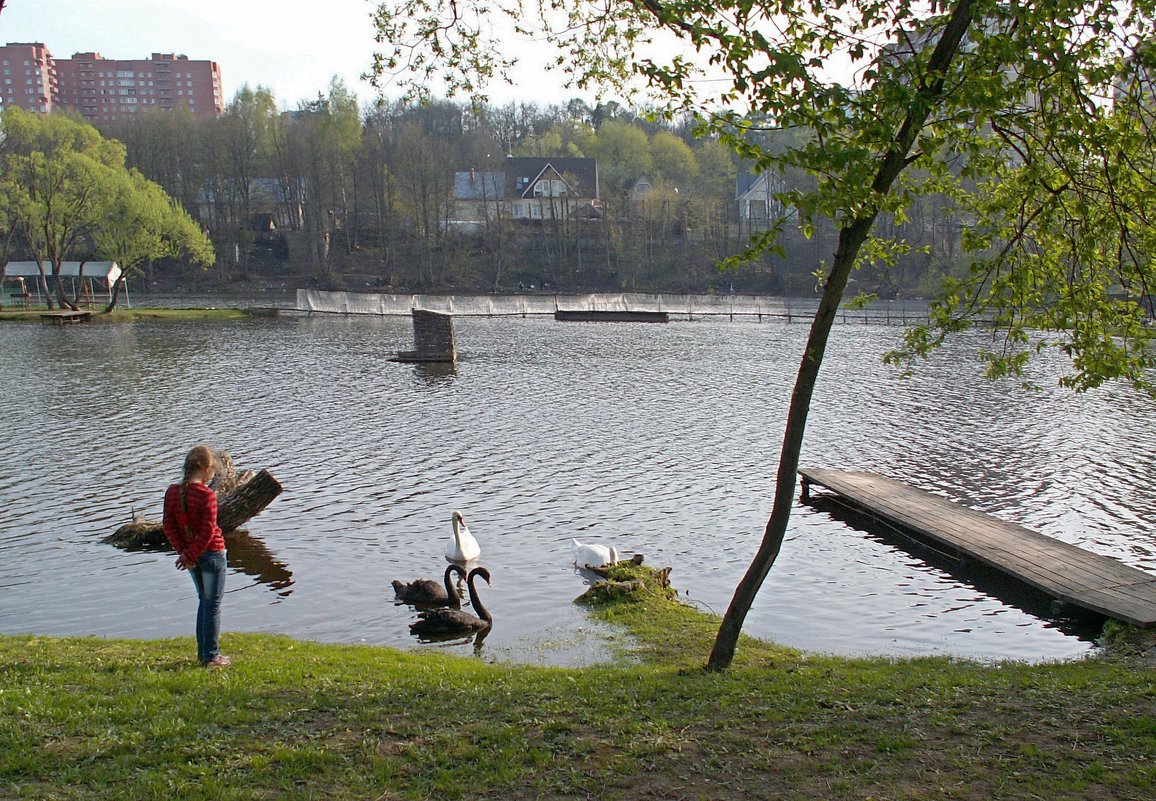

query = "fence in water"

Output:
[[295, 290, 933, 325]]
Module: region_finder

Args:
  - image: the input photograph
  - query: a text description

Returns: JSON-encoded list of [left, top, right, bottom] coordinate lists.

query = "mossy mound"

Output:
[[575, 561, 677, 606]]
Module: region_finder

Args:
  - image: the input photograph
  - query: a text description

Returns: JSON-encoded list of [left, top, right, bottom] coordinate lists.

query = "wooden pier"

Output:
[[798, 467, 1156, 626], [39, 310, 92, 325], [554, 310, 670, 323]]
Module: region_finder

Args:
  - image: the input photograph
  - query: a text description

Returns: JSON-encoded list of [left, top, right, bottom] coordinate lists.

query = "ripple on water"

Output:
[[0, 314, 1151, 665]]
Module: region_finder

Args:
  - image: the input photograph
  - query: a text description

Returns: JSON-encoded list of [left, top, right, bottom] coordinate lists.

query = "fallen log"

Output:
[[104, 468, 283, 549], [216, 469, 283, 532]]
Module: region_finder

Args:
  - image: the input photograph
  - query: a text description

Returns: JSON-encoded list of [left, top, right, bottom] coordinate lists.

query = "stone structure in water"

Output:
[[393, 309, 456, 363]]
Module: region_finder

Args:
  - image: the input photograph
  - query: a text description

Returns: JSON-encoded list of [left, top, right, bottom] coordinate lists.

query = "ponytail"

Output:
[[180, 444, 215, 513]]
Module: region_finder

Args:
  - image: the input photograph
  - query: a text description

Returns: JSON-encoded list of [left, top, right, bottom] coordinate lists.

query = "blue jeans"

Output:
[[188, 550, 227, 664]]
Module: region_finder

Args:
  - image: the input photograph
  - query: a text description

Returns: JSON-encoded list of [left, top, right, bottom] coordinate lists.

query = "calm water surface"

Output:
[[3, 312, 1154, 665]]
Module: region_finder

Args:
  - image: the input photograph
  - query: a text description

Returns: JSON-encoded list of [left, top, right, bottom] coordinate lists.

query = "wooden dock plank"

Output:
[[798, 467, 1156, 626], [39, 310, 92, 325]]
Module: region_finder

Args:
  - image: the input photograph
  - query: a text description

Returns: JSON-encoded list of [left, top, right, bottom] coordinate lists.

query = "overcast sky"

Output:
[[0, 0, 582, 109]]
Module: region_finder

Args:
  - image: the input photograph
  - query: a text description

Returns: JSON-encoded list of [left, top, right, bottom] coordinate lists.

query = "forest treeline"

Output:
[[94, 80, 965, 296]]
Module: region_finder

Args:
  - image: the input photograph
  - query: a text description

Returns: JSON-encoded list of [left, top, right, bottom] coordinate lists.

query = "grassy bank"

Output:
[[2, 567, 1154, 801], [0, 307, 251, 323]]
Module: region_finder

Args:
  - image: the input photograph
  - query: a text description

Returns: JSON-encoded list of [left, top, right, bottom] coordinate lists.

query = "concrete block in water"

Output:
[[393, 308, 457, 362]]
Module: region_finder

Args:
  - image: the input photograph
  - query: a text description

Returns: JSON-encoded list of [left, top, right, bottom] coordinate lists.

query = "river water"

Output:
[[3, 310, 1154, 665]]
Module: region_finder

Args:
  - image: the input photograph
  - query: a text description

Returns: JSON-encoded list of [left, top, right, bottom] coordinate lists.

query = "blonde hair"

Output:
[[180, 445, 216, 512]]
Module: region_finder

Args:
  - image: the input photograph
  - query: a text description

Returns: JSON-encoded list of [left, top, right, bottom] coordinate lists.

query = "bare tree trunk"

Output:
[[707, 0, 977, 671], [100, 276, 127, 314]]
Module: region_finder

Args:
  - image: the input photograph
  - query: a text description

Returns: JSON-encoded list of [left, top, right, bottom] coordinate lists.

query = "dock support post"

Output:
[[393, 309, 457, 363]]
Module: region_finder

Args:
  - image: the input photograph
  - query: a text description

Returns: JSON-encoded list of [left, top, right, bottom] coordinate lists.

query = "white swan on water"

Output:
[[571, 539, 619, 569], [445, 510, 481, 563]]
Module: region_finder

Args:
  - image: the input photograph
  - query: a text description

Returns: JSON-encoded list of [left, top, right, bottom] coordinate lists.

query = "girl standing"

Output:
[[162, 445, 229, 667]]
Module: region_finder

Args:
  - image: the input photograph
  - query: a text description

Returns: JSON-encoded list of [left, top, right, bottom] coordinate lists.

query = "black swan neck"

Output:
[[466, 569, 492, 623]]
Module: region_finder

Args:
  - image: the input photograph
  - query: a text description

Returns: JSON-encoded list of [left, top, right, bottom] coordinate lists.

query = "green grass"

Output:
[[0, 307, 250, 323], [2, 569, 1154, 800]]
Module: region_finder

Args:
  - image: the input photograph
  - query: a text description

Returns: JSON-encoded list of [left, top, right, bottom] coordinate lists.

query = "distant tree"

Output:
[[0, 108, 213, 310], [208, 85, 279, 277], [359, 107, 405, 280], [390, 120, 453, 282], [583, 120, 652, 196], [0, 108, 127, 309], [314, 79, 365, 255], [514, 126, 564, 157], [649, 131, 698, 187], [0, 163, 25, 308], [92, 168, 215, 311], [0, 109, 23, 279], [101, 107, 206, 217], [222, 86, 279, 226]]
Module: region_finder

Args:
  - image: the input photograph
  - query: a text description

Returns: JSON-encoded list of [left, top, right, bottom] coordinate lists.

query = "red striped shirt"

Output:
[[163, 482, 225, 562]]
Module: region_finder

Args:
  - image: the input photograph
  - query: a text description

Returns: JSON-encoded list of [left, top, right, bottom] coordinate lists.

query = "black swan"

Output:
[[392, 564, 466, 607], [410, 566, 492, 635]]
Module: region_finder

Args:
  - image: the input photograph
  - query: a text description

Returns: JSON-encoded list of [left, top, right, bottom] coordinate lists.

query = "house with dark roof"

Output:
[[735, 170, 782, 228], [452, 157, 601, 229]]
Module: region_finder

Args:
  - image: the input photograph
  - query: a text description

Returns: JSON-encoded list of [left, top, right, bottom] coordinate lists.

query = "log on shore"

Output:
[[104, 469, 283, 549]]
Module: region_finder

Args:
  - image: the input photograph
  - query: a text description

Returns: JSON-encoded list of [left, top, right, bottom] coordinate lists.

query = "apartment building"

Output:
[[0, 42, 224, 121], [0, 42, 59, 113]]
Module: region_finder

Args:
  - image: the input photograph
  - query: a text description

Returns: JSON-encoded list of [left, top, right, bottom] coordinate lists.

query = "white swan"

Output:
[[571, 539, 619, 569], [445, 510, 481, 563]]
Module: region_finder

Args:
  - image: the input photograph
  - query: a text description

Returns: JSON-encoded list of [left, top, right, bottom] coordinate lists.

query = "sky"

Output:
[[0, 0, 579, 110]]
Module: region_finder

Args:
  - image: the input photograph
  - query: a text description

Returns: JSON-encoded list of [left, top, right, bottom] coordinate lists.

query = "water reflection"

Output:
[[411, 361, 458, 383], [105, 527, 293, 597], [409, 625, 492, 657], [804, 496, 1107, 643], [223, 530, 294, 596]]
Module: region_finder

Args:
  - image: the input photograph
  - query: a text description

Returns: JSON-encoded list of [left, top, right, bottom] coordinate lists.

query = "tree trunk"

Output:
[[706, 216, 872, 671], [100, 276, 126, 314], [706, 0, 978, 671], [104, 469, 283, 549]]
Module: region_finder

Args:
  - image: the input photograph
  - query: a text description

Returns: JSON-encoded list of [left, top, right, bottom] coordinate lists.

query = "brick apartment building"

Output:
[[0, 42, 57, 113], [0, 41, 224, 121]]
